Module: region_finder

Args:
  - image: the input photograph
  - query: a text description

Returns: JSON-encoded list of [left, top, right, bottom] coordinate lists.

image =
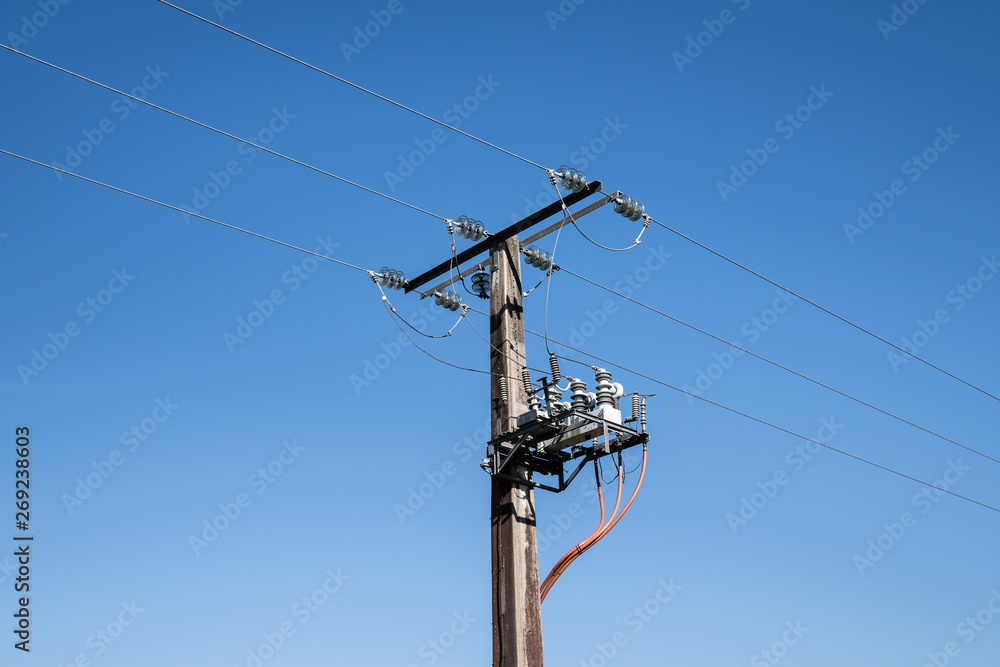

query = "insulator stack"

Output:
[[498, 377, 509, 406], [521, 367, 534, 395], [522, 367, 542, 411], [632, 393, 641, 422], [524, 246, 554, 271], [594, 368, 615, 408], [376, 267, 407, 290], [570, 378, 589, 410], [433, 289, 462, 311], [614, 194, 645, 221], [548, 352, 561, 385], [554, 165, 588, 193], [455, 215, 485, 241]]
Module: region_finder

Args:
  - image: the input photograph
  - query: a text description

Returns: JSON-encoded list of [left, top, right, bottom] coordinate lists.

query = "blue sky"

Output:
[[2, 0, 999, 665]]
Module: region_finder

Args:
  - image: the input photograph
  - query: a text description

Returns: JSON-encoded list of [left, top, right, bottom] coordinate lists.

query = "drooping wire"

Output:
[[561, 183, 646, 252], [567, 217, 647, 253], [0, 148, 374, 274], [557, 265, 1000, 467], [375, 282, 466, 339], [644, 214, 1000, 403], [377, 294, 491, 377], [598, 456, 620, 484], [521, 269, 553, 298], [0, 45, 448, 223], [156, 1, 548, 172]]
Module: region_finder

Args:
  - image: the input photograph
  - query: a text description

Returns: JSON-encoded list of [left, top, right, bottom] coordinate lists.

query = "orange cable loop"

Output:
[[540, 443, 648, 603]]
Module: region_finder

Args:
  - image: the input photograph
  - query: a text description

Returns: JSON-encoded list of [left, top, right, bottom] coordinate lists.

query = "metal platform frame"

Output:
[[483, 407, 648, 493]]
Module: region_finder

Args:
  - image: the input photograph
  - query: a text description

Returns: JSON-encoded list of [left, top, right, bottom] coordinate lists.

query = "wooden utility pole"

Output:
[[402, 181, 602, 667], [490, 235, 545, 666]]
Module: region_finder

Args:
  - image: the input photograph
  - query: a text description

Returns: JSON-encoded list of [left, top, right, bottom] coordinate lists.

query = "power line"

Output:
[[557, 264, 1000, 467], [156, 0, 548, 172], [19, 23, 989, 408], [645, 215, 1000, 403], [0, 45, 447, 223], [462, 314, 1000, 515], [0, 148, 373, 274]]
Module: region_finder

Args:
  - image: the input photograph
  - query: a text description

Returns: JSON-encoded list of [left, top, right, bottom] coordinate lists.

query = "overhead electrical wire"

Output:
[[0, 45, 448, 223], [547, 340, 1000, 515], [0, 148, 373, 274], [8, 12, 995, 491], [461, 312, 1000, 515], [644, 214, 1000, 403], [85, 9, 997, 404], [0, 144, 538, 388], [556, 264, 1000, 467], [14, 37, 991, 410], [156, 0, 547, 171]]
